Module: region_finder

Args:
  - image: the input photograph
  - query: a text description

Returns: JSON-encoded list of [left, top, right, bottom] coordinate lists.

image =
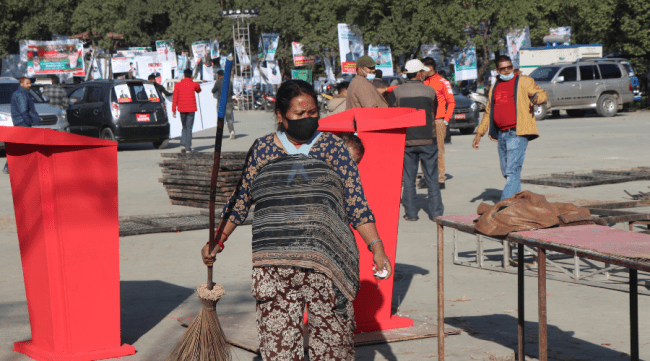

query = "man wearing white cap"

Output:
[[389, 59, 444, 220]]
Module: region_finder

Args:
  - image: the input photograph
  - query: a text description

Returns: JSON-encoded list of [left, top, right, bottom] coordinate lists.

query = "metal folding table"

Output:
[[435, 216, 650, 361]]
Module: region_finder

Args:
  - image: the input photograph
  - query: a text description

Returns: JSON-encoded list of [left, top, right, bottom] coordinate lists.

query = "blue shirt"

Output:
[[10, 87, 40, 127]]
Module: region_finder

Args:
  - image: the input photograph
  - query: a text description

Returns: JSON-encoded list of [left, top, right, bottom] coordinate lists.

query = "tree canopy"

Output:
[[1, 0, 648, 76]]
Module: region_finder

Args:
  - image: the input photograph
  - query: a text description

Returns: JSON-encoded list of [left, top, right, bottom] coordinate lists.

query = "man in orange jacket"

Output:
[[172, 69, 202, 153], [422, 57, 455, 189]]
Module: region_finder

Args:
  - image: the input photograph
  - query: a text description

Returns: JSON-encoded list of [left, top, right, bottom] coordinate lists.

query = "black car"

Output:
[[66, 80, 170, 149], [448, 87, 480, 135]]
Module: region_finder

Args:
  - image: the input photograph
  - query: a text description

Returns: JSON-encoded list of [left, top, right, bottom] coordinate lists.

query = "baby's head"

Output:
[[338, 133, 365, 164]]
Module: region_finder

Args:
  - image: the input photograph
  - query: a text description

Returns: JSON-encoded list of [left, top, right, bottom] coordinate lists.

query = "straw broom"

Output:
[[166, 57, 234, 361]]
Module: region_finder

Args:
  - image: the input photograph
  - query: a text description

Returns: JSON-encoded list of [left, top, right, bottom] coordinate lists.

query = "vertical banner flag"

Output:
[[20, 40, 84, 75], [367, 45, 394, 76], [291, 42, 317, 66], [259, 33, 279, 62], [210, 37, 220, 59], [234, 38, 251, 69], [454, 46, 478, 81], [337, 24, 364, 74], [323, 56, 336, 83], [421, 44, 453, 73], [505, 27, 531, 68], [191, 40, 209, 65], [156, 40, 177, 68], [177, 54, 187, 72]]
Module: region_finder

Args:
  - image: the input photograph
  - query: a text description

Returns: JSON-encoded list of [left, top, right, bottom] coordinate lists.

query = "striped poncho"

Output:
[[250, 154, 360, 302]]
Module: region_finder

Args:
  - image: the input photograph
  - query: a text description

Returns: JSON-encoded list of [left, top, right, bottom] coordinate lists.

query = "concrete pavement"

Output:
[[1, 110, 650, 360]]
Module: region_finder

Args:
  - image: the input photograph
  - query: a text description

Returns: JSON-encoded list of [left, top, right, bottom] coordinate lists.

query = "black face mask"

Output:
[[285, 117, 320, 142]]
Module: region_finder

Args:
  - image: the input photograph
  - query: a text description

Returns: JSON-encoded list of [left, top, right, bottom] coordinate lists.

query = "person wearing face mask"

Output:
[[346, 55, 388, 109], [202, 80, 392, 361], [473, 55, 548, 200], [389, 59, 444, 221]]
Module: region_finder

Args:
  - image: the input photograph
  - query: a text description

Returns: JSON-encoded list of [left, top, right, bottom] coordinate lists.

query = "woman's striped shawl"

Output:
[[250, 154, 360, 302]]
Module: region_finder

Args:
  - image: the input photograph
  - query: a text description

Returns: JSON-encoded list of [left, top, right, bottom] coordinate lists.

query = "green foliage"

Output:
[[0, 0, 648, 76]]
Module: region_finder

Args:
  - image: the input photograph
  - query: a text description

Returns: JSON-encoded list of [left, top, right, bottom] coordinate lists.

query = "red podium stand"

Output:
[[0, 127, 135, 360], [319, 108, 425, 333]]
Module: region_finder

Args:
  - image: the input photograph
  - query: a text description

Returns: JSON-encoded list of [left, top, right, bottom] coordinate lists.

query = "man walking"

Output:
[[148, 74, 172, 104], [422, 57, 456, 189], [4, 77, 40, 174], [346, 55, 388, 109], [390, 59, 443, 220], [41, 77, 69, 110], [211, 69, 235, 139], [473, 55, 548, 200], [172, 69, 202, 153]]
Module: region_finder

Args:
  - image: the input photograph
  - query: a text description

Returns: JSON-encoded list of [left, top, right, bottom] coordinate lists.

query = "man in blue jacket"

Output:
[[4, 77, 40, 174]]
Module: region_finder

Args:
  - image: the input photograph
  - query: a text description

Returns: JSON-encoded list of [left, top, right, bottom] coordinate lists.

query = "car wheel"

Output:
[[459, 127, 475, 135], [566, 109, 587, 118], [533, 103, 547, 121], [596, 94, 618, 117], [152, 139, 169, 149], [100, 128, 115, 141]]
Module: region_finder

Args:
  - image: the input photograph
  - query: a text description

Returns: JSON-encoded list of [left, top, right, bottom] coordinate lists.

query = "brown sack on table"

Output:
[[474, 191, 559, 236]]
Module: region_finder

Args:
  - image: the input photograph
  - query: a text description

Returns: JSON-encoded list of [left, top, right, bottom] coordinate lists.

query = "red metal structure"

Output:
[[0, 127, 135, 361], [318, 108, 425, 333]]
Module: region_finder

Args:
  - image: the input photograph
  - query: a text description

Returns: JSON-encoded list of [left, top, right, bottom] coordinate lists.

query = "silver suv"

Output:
[[0, 77, 69, 150], [529, 59, 635, 119]]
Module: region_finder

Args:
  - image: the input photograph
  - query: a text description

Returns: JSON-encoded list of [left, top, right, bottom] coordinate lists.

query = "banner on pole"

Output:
[[454, 46, 478, 81], [20, 40, 84, 75], [292, 69, 312, 83], [368, 44, 393, 76], [337, 24, 364, 74], [291, 42, 317, 66], [156, 40, 177, 68], [259, 33, 279, 62], [505, 27, 531, 68], [210, 37, 220, 59], [191, 40, 209, 65]]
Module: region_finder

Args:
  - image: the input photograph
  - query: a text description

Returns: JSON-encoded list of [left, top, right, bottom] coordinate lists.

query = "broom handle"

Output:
[[208, 56, 234, 291]]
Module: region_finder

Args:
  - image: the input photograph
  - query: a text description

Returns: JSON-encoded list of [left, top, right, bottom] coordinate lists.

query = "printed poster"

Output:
[[116, 47, 151, 57], [111, 56, 138, 75], [421, 44, 453, 73], [191, 40, 209, 65], [259, 33, 279, 62], [291, 42, 317, 66], [210, 38, 220, 59], [177, 54, 187, 72], [20, 39, 84, 75], [337, 24, 364, 74], [144, 83, 160, 102], [549, 26, 571, 44], [367, 44, 393, 76], [323, 56, 336, 83], [234, 38, 251, 68], [254, 60, 281, 85], [292, 69, 312, 83], [454, 46, 478, 81], [156, 40, 177, 68], [115, 84, 132, 103], [505, 27, 531, 68]]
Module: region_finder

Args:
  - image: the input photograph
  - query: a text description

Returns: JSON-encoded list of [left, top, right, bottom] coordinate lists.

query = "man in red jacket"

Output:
[[172, 69, 202, 153]]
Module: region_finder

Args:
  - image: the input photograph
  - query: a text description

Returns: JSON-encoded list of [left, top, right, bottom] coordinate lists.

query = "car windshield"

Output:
[[0, 83, 45, 104], [530, 67, 560, 82]]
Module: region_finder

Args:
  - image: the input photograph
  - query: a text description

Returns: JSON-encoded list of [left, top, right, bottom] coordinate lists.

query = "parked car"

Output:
[[0, 77, 70, 151], [66, 79, 170, 149], [529, 59, 635, 119], [449, 86, 479, 135]]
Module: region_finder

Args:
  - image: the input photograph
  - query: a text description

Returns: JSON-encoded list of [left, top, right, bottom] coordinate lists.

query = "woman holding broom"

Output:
[[201, 80, 392, 361]]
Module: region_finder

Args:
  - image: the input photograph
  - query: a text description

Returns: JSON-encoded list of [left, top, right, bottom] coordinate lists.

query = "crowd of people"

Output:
[[198, 53, 548, 361]]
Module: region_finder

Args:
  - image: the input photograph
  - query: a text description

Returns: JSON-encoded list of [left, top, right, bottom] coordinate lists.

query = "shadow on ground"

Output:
[[121, 280, 194, 345], [446, 314, 630, 360], [392, 263, 430, 311], [470, 188, 503, 204]]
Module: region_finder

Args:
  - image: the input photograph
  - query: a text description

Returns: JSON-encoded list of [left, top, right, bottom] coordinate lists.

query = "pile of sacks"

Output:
[[474, 191, 606, 236]]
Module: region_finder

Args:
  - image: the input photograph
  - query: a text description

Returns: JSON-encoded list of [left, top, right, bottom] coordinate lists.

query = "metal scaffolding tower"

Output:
[[222, 9, 259, 111]]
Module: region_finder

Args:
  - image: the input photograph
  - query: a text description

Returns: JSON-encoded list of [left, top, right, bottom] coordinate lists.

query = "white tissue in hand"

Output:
[[374, 269, 388, 278]]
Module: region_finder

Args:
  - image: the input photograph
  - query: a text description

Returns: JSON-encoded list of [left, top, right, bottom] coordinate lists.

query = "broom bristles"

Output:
[[166, 284, 231, 361]]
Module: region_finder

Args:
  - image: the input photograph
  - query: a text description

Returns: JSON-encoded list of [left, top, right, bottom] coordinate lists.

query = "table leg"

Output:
[[630, 269, 639, 361], [518, 243, 525, 361], [437, 223, 445, 360], [538, 248, 547, 361]]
